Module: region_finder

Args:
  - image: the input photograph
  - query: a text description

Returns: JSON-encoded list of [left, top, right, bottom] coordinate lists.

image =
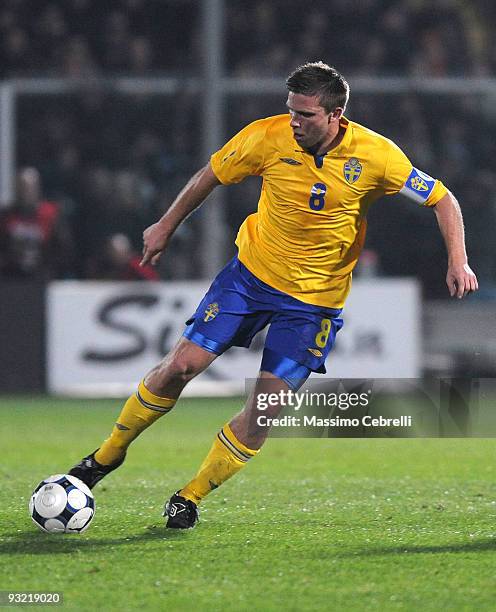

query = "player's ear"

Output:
[[328, 107, 344, 123]]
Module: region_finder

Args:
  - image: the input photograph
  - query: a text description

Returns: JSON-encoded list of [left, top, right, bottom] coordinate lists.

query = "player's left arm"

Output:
[[432, 191, 478, 299], [382, 141, 478, 299]]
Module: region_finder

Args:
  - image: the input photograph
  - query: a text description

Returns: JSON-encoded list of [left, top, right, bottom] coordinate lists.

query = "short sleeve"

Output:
[[383, 140, 448, 207], [210, 119, 268, 184]]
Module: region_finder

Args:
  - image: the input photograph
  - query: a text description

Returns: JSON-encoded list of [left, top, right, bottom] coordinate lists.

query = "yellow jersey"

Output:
[[210, 114, 447, 308]]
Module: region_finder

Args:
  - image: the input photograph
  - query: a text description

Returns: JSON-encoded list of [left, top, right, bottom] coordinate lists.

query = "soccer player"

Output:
[[69, 62, 478, 528]]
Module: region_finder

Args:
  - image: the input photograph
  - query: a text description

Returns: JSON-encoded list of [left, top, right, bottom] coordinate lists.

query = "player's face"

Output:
[[286, 92, 340, 152]]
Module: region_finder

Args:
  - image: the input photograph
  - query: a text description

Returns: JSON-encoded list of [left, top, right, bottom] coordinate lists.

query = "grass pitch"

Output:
[[1, 396, 495, 611]]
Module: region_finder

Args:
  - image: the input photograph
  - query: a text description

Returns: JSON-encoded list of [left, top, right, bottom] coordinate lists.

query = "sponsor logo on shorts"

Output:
[[204, 302, 220, 322], [307, 348, 323, 357]]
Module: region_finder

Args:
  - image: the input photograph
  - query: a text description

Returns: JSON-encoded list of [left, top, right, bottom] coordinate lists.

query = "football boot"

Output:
[[68, 449, 125, 489], [164, 491, 200, 529]]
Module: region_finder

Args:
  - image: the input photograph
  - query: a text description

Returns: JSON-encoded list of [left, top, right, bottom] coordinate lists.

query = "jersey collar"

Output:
[[326, 116, 352, 157]]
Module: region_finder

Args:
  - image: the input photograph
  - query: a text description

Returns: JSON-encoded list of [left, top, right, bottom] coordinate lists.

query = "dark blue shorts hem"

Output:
[[183, 325, 225, 355]]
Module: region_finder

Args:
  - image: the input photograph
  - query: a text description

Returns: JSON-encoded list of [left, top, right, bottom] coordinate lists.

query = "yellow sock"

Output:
[[95, 380, 176, 466], [180, 423, 258, 504]]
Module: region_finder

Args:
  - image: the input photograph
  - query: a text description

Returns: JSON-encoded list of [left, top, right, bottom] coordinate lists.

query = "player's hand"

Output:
[[446, 263, 478, 299], [140, 222, 170, 267]]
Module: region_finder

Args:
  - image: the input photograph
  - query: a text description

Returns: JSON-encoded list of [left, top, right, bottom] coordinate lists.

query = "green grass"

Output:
[[1, 396, 495, 611]]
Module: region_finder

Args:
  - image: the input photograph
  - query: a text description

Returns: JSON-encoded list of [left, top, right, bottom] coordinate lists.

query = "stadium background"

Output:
[[0, 0, 494, 389], [2, 3, 496, 610]]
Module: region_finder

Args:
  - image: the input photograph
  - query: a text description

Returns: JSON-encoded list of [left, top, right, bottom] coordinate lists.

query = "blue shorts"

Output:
[[183, 257, 343, 386]]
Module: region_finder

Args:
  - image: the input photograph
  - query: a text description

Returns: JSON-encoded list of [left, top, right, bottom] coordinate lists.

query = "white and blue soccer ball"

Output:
[[29, 474, 95, 534]]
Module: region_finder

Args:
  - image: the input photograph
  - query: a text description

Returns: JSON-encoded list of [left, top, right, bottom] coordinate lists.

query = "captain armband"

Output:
[[399, 167, 437, 204]]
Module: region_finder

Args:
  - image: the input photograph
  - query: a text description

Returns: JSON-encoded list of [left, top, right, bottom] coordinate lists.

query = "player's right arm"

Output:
[[140, 163, 221, 267], [140, 118, 267, 267]]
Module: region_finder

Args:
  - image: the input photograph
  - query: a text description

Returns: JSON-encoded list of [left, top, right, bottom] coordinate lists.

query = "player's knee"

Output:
[[145, 355, 201, 397], [167, 353, 202, 382]]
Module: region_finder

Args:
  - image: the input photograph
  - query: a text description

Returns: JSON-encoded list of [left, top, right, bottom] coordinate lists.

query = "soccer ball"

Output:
[[29, 474, 95, 534]]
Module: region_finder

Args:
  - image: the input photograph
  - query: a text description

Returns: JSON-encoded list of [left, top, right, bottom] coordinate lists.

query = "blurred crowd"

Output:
[[4, 90, 201, 280], [0, 0, 200, 77], [1, 0, 495, 77], [1, 0, 496, 296], [228, 0, 495, 78]]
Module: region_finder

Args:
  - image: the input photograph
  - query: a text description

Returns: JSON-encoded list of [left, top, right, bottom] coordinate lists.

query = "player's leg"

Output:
[[69, 256, 265, 489], [165, 357, 311, 529], [175, 370, 295, 489], [96, 336, 218, 463], [68, 337, 218, 488], [166, 305, 343, 528]]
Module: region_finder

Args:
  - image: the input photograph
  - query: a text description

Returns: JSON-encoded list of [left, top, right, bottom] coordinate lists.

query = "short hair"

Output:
[[286, 61, 349, 113]]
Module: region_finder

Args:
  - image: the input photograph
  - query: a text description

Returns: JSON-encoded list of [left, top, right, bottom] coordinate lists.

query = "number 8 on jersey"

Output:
[[308, 183, 327, 211]]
